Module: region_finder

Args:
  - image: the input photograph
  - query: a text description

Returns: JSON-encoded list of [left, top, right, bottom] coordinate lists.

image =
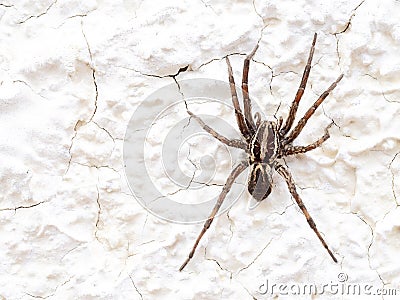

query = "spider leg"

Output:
[[226, 56, 251, 142], [275, 163, 338, 263], [283, 123, 332, 156], [179, 161, 248, 271], [242, 45, 259, 133], [187, 110, 247, 150], [280, 33, 317, 136], [284, 74, 343, 145]]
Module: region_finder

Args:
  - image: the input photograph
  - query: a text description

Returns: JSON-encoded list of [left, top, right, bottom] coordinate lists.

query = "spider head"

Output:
[[247, 163, 273, 201]]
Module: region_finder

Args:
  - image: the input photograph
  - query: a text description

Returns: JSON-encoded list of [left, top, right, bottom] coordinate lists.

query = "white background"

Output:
[[0, 0, 400, 299]]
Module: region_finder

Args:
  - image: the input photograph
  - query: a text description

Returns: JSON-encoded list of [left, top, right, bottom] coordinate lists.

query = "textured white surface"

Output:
[[1, 0, 400, 299]]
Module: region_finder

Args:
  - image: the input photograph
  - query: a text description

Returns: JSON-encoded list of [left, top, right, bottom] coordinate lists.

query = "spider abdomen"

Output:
[[247, 163, 273, 201]]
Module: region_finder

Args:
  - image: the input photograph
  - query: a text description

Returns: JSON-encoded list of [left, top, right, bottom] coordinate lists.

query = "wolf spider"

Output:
[[180, 33, 343, 271]]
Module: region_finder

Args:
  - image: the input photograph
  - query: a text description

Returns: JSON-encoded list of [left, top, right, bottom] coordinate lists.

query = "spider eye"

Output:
[[247, 164, 272, 201]]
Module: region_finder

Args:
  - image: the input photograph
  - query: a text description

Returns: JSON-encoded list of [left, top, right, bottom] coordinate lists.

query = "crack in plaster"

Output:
[[334, 36, 342, 67], [0, 3, 13, 8], [199, 0, 217, 15], [186, 145, 200, 173], [348, 211, 387, 295], [250, 58, 301, 107], [72, 161, 120, 175], [332, 0, 366, 66], [172, 75, 185, 99], [253, 51, 323, 119], [132, 110, 184, 137], [64, 120, 81, 175], [196, 52, 247, 71], [141, 213, 148, 233], [138, 239, 156, 247], [81, 21, 98, 123], [93, 120, 117, 152], [252, 0, 263, 25], [364, 73, 400, 104], [124, 241, 141, 262], [129, 275, 144, 300], [12, 80, 47, 100], [334, 0, 366, 35], [239, 281, 259, 300], [268, 203, 295, 218], [25, 276, 72, 299], [150, 168, 197, 202], [322, 106, 357, 140], [94, 185, 101, 242], [365, 232, 386, 298], [60, 245, 81, 261], [389, 152, 400, 206], [17, 0, 58, 24], [144, 82, 234, 202], [226, 210, 234, 244], [195, 8, 267, 72], [204, 247, 233, 279], [237, 238, 274, 274], [187, 0, 268, 73], [0, 200, 47, 213], [25, 292, 46, 299], [148, 138, 244, 204], [180, 115, 192, 141], [252, 0, 269, 45], [56, 11, 97, 29], [65, 21, 119, 176], [116, 64, 189, 80], [252, 59, 274, 97]]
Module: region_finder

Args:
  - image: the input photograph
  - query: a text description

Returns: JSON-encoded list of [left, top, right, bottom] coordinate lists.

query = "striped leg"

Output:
[[179, 161, 248, 271], [284, 123, 332, 156], [280, 33, 317, 135], [187, 110, 247, 150], [226, 57, 251, 142], [284, 74, 343, 144], [275, 163, 337, 263], [241, 45, 259, 133]]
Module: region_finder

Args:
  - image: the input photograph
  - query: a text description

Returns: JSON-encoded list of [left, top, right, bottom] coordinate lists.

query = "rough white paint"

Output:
[[0, 0, 400, 299]]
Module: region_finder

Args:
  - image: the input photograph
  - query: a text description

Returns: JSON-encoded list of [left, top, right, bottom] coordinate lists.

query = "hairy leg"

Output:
[[284, 123, 332, 156], [179, 161, 248, 271], [275, 163, 338, 263], [187, 110, 247, 150], [226, 56, 251, 141], [242, 45, 259, 133], [284, 74, 343, 144], [280, 33, 317, 135]]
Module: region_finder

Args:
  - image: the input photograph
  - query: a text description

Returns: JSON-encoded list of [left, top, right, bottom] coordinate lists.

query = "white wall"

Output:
[[0, 0, 399, 299]]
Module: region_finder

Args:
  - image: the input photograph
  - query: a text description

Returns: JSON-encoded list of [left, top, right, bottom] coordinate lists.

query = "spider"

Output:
[[180, 33, 343, 271]]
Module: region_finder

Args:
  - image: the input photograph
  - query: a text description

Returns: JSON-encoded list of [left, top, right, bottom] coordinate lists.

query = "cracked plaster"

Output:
[[0, 0, 400, 299]]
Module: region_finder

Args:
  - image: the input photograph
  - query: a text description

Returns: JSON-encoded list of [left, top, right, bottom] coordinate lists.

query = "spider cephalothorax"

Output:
[[180, 33, 343, 271]]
